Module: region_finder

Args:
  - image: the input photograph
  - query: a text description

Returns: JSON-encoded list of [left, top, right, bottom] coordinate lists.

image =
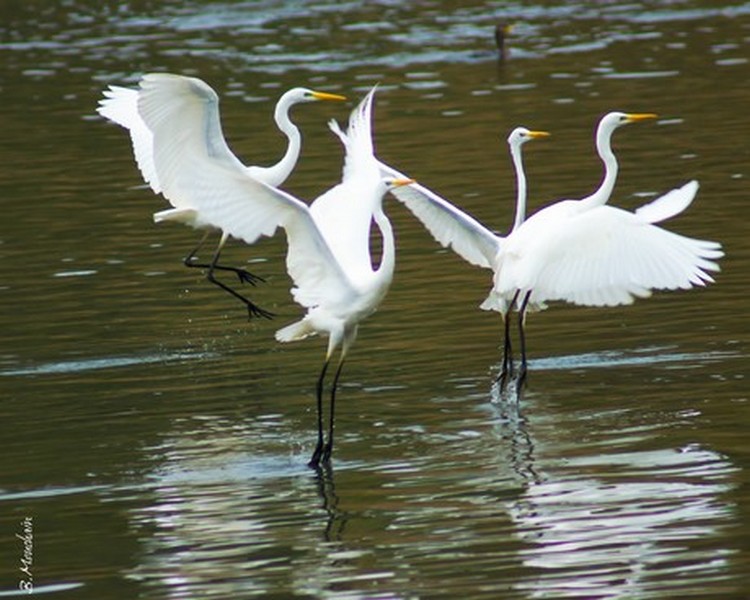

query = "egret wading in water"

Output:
[[382, 112, 722, 390], [379, 126, 549, 383], [107, 80, 411, 466], [490, 111, 659, 387], [492, 114, 723, 389], [97, 74, 346, 319]]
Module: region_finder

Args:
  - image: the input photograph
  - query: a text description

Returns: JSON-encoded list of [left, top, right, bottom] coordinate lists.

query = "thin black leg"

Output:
[[322, 360, 346, 463], [516, 290, 532, 389], [497, 290, 520, 390], [185, 234, 275, 320], [184, 233, 266, 285], [308, 360, 330, 469]]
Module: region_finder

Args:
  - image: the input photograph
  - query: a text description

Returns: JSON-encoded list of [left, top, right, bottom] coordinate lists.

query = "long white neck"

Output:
[[510, 142, 527, 232], [372, 203, 396, 290], [250, 97, 301, 187], [580, 125, 618, 209]]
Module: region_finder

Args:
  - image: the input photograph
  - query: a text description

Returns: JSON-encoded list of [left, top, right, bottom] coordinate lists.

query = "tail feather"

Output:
[[327, 85, 379, 181], [275, 318, 317, 343]]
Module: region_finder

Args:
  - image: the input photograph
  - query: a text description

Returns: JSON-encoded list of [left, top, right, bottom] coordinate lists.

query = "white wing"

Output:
[[379, 161, 502, 269], [635, 179, 698, 224], [499, 183, 723, 307], [97, 85, 162, 193], [311, 88, 383, 280], [127, 74, 356, 308]]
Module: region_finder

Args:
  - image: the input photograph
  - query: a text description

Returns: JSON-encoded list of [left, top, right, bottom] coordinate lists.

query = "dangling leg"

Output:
[[184, 231, 266, 285], [516, 290, 532, 389], [322, 358, 346, 463], [497, 290, 520, 391], [192, 232, 275, 320], [308, 359, 331, 469]]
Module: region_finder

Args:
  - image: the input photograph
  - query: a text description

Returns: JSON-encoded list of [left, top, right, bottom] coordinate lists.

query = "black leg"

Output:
[[184, 233, 266, 285], [185, 234, 275, 320], [497, 290, 520, 390], [308, 360, 330, 469], [516, 291, 532, 389], [322, 360, 346, 463]]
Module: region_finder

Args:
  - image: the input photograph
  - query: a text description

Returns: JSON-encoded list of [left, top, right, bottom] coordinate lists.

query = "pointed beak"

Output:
[[625, 113, 658, 122], [311, 91, 347, 102], [527, 130, 551, 139], [392, 178, 415, 188]]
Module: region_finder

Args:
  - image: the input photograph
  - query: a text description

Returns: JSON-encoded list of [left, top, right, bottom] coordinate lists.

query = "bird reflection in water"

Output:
[[312, 463, 348, 543]]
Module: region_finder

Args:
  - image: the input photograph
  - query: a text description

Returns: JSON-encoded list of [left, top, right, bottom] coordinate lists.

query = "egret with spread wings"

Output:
[[116, 82, 410, 466], [381, 112, 722, 390], [98, 74, 346, 319]]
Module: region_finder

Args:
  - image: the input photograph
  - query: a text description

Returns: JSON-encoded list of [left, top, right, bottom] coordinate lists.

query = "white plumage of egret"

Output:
[[103, 79, 411, 466], [97, 75, 346, 319], [380, 112, 722, 390]]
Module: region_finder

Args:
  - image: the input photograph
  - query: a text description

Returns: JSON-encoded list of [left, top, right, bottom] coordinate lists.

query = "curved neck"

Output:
[[255, 100, 301, 187], [372, 204, 395, 286], [581, 126, 618, 209], [510, 143, 527, 232]]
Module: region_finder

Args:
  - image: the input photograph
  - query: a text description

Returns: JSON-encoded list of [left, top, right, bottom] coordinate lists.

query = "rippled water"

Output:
[[1, 1, 748, 598]]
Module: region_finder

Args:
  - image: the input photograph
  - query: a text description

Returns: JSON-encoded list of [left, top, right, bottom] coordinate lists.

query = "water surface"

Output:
[[1, 1, 748, 598]]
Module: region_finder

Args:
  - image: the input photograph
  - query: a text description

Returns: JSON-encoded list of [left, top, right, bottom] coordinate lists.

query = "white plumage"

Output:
[[380, 111, 722, 388], [105, 81, 409, 466], [97, 73, 346, 318], [494, 180, 722, 308]]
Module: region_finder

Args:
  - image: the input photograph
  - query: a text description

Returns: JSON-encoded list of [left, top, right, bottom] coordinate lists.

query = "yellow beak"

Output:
[[625, 112, 658, 122], [391, 178, 416, 188], [311, 91, 347, 102], [527, 130, 551, 139]]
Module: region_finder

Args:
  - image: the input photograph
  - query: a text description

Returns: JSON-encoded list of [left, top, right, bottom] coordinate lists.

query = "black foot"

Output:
[[496, 367, 512, 392], [321, 442, 333, 464], [235, 267, 266, 286], [308, 443, 334, 469], [246, 302, 275, 321], [185, 257, 265, 287], [516, 365, 528, 391]]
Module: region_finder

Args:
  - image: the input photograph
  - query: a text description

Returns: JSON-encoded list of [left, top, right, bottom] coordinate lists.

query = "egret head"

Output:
[[599, 111, 658, 135], [507, 127, 551, 149], [284, 87, 347, 105]]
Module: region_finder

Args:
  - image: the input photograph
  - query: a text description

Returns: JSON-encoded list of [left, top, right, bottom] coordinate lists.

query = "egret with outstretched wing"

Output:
[[98, 74, 346, 319]]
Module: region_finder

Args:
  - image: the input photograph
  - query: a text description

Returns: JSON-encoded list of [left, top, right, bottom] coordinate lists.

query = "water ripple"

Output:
[[0, 351, 217, 377]]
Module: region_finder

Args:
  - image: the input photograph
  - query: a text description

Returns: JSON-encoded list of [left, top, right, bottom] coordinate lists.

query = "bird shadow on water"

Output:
[[311, 463, 348, 543]]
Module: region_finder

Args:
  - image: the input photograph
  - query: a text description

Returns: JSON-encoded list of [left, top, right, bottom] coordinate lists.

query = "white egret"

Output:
[[383, 111, 722, 389], [97, 74, 346, 319], [379, 126, 549, 383], [490, 113, 724, 387], [123, 81, 411, 466], [494, 179, 722, 385]]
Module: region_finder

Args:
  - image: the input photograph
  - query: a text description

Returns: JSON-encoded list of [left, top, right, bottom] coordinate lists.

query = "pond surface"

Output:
[[1, 1, 748, 598]]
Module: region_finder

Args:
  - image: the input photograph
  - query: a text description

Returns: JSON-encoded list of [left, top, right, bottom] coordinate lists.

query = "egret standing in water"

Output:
[[97, 74, 346, 319], [491, 113, 723, 388], [382, 112, 722, 390], [120, 81, 411, 466], [380, 126, 549, 384]]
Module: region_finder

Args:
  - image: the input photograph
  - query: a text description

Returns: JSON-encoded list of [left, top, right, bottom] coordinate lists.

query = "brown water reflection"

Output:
[[1, 1, 748, 598]]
